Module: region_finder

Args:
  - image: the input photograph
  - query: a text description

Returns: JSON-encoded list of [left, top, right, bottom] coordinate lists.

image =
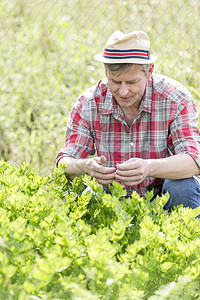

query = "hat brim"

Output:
[[94, 54, 157, 64]]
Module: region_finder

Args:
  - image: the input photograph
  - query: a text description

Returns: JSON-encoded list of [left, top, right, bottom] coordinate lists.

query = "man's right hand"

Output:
[[84, 156, 116, 185], [58, 156, 116, 185]]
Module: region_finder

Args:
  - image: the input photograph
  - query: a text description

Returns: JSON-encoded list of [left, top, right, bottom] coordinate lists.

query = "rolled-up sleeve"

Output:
[[56, 96, 95, 166]]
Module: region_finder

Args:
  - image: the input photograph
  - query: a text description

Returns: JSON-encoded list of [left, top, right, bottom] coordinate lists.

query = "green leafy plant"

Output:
[[0, 160, 200, 299]]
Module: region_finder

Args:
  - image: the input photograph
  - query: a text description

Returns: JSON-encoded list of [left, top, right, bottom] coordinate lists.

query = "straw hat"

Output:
[[94, 30, 157, 64]]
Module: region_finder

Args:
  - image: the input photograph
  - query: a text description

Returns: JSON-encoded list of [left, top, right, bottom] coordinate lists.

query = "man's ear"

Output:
[[147, 63, 154, 79]]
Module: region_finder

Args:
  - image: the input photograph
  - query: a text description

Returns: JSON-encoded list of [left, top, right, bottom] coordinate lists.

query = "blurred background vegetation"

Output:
[[0, 0, 200, 175]]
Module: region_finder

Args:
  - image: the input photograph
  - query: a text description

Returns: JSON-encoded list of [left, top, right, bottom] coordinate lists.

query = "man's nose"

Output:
[[119, 82, 129, 96]]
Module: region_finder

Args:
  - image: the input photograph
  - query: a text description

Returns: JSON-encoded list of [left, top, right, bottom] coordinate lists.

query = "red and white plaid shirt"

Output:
[[57, 74, 200, 197]]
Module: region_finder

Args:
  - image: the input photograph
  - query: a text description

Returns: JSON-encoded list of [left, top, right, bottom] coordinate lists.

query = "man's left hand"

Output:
[[115, 158, 148, 186]]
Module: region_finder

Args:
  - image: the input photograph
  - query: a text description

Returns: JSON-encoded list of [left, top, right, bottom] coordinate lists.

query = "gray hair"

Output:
[[104, 63, 151, 76]]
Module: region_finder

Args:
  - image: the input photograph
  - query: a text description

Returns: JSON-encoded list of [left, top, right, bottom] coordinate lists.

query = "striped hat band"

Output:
[[103, 48, 150, 60]]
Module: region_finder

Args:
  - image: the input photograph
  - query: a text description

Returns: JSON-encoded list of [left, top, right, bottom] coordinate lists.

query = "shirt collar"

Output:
[[142, 76, 153, 113], [101, 86, 113, 115]]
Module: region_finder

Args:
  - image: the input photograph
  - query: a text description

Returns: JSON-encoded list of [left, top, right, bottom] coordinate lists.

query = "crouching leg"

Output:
[[161, 177, 200, 217]]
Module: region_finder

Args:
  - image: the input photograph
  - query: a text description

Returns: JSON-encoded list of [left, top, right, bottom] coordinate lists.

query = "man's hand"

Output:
[[115, 158, 148, 186], [58, 156, 116, 184], [84, 156, 116, 185], [115, 154, 200, 186]]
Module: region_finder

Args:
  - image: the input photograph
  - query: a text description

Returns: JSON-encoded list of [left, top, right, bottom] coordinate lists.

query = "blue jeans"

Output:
[[162, 177, 200, 218]]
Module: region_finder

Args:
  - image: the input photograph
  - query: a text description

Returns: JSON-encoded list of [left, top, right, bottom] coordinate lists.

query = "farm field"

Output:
[[0, 161, 200, 299]]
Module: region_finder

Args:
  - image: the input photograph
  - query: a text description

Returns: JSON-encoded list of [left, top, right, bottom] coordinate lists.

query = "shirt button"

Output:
[[130, 142, 134, 147]]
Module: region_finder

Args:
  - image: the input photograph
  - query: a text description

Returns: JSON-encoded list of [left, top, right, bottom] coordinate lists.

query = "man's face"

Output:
[[106, 64, 153, 111]]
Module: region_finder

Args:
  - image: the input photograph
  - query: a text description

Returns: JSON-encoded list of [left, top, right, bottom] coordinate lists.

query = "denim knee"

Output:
[[162, 177, 200, 213]]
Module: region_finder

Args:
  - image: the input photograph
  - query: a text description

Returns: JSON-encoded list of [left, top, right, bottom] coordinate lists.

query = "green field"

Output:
[[0, 0, 200, 175], [0, 161, 200, 299]]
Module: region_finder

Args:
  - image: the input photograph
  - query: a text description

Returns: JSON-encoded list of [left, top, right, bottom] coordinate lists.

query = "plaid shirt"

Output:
[[57, 74, 200, 197]]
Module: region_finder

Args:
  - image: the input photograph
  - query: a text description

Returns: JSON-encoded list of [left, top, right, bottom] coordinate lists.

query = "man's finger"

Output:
[[99, 155, 106, 165], [91, 166, 116, 177], [116, 169, 143, 177], [94, 155, 107, 165]]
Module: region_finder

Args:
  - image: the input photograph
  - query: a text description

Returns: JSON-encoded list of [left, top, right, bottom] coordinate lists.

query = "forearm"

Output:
[[58, 157, 89, 179], [147, 154, 200, 179]]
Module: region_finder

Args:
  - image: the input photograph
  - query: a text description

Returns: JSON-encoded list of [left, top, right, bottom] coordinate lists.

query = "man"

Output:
[[57, 30, 200, 213]]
